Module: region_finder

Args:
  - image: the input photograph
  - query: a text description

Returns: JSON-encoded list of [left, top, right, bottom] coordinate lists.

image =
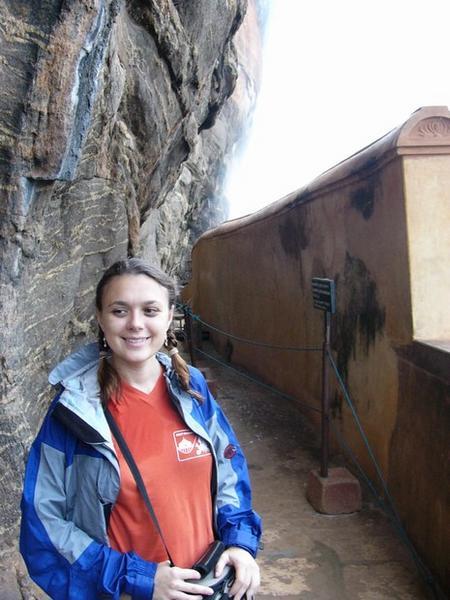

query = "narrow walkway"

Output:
[[195, 349, 430, 600]]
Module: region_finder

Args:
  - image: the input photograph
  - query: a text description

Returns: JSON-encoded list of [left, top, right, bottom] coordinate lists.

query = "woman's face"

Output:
[[96, 274, 174, 369]]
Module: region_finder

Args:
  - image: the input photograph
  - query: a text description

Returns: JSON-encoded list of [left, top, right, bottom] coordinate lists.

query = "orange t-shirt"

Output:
[[107, 373, 214, 567]]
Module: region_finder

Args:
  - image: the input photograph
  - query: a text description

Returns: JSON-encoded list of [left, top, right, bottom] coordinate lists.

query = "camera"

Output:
[[190, 541, 245, 600], [196, 564, 235, 600]]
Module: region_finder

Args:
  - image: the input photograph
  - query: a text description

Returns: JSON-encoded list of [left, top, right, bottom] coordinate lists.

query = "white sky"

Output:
[[226, 0, 450, 218]]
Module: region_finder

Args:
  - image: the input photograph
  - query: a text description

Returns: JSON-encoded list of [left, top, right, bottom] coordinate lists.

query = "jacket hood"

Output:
[[47, 342, 174, 448], [49, 342, 100, 387], [49, 342, 173, 389]]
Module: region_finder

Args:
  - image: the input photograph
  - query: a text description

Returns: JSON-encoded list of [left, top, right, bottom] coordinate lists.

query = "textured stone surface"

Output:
[[0, 0, 263, 593]]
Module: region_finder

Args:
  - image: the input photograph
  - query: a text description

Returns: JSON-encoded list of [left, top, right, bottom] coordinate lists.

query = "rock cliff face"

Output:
[[0, 0, 263, 594]]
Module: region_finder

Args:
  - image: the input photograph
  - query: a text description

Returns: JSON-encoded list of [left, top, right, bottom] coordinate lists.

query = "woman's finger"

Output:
[[245, 569, 261, 600], [214, 552, 228, 577], [154, 562, 213, 600], [179, 579, 214, 597], [229, 566, 251, 600]]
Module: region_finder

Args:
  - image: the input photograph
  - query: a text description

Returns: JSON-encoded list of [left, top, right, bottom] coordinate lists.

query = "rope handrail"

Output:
[[178, 300, 443, 597], [330, 421, 440, 598], [194, 347, 322, 415], [177, 303, 322, 353], [195, 344, 442, 598], [327, 350, 401, 515], [327, 350, 442, 599]]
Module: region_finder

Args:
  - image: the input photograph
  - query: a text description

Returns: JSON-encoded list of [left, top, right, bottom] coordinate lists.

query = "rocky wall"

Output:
[[0, 0, 263, 594]]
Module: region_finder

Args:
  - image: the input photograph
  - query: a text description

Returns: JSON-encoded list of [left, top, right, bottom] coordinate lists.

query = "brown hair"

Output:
[[96, 258, 202, 404]]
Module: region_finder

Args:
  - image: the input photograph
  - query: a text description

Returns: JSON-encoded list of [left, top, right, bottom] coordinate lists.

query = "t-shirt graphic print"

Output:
[[173, 429, 212, 462]]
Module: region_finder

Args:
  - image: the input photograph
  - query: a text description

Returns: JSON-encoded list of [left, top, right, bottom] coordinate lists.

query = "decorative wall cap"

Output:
[[196, 106, 450, 242], [397, 106, 450, 148]]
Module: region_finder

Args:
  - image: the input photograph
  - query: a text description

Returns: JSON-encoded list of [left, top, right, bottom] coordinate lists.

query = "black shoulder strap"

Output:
[[104, 407, 174, 566]]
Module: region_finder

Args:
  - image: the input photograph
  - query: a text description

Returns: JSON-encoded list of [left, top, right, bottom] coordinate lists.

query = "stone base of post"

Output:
[[306, 467, 362, 514]]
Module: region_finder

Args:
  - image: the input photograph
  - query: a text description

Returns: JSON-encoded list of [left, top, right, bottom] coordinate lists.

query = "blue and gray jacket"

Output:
[[20, 343, 262, 599]]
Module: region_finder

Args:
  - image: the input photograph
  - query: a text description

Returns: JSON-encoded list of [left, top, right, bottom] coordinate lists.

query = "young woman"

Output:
[[20, 259, 261, 600]]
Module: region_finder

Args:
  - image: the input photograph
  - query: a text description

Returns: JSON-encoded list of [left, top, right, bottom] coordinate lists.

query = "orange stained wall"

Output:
[[186, 107, 450, 592]]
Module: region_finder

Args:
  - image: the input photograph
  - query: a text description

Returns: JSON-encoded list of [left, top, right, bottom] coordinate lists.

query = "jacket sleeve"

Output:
[[189, 368, 262, 557], [20, 403, 157, 600]]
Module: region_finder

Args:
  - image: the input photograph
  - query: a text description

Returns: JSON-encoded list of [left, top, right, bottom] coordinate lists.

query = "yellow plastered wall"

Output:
[[403, 155, 450, 340]]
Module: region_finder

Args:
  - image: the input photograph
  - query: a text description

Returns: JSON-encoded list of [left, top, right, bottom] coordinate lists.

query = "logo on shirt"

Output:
[[173, 430, 211, 462]]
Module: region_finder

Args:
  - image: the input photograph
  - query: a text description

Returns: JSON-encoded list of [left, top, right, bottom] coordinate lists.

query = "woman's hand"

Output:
[[153, 561, 213, 600], [214, 547, 260, 600]]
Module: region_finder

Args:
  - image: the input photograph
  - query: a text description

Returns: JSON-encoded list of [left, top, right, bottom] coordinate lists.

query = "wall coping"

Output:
[[396, 340, 450, 384], [196, 106, 450, 242], [417, 339, 450, 354]]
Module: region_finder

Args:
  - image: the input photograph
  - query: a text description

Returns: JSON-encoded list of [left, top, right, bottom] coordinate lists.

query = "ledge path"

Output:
[[197, 352, 429, 600]]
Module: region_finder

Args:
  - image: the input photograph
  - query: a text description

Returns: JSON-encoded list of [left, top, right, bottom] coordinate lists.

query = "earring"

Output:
[[102, 336, 109, 350]]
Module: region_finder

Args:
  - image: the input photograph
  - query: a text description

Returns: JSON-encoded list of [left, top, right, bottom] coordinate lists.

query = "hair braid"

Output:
[[165, 328, 203, 402], [97, 329, 121, 406]]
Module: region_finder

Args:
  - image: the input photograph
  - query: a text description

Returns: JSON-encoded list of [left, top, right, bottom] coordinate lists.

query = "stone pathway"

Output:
[[198, 351, 431, 600]]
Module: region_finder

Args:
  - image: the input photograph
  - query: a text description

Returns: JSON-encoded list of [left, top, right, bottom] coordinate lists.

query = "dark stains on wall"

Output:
[[278, 207, 309, 260], [349, 174, 379, 220], [350, 155, 379, 178], [350, 185, 375, 220], [331, 390, 343, 419], [225, 338, 234, 362], [333, 253, 386, 382]]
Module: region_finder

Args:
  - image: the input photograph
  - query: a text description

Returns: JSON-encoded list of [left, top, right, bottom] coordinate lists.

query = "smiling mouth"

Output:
[[122, 337, 150, 344]]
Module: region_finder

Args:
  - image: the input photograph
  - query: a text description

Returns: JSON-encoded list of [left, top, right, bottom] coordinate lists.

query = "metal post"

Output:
[[183, 307, 196, 367], [320, 310, 331, 478]]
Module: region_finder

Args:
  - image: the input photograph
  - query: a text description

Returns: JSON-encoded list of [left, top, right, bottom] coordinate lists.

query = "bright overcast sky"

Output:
[[226, 0, 450, 218]]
